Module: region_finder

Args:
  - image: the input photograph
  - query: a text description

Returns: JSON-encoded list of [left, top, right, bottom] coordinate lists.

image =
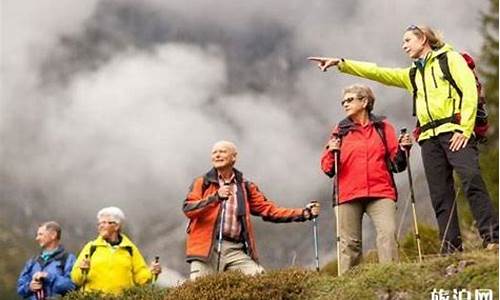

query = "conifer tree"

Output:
[[479, 0, 499, 145]]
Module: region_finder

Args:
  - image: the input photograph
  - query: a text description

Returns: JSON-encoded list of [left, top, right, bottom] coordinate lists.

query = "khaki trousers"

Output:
[[337, 198, 398, 275], [190, 240, 264, 280]]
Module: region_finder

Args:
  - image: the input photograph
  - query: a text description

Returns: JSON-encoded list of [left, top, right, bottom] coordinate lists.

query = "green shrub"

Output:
[[64, 285, 168, 300], [63, 269, 317, 300], [61, 251, 498, 300], [165, 268, 316, 300]]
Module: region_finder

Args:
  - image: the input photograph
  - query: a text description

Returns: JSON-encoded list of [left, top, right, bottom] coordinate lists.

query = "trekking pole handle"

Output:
[[310, 200, 320, 219], [152, 256, 160, 283], [81, 254, 89, 275], [327, 133, 341, 152], [400, 128, 411, 151], [219, 181, 231, 200]]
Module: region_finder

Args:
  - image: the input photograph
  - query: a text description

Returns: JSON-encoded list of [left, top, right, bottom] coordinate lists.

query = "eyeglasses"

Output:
[[98, 220, 118, 226], [341, 96, 364, 106]]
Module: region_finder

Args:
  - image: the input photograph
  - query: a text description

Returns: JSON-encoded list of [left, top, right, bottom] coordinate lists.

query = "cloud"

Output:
[[1, 0, 488, 274]]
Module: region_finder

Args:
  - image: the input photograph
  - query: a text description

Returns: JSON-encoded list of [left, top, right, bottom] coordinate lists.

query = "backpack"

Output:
[[34, 251, 69, 273], [409, 51, 489, 143]]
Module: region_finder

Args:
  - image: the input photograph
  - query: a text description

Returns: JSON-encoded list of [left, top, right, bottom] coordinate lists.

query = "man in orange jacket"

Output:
[[183, 140, 320, 280]]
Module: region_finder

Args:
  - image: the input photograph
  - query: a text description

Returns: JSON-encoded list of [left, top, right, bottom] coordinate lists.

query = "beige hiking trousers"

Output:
[[337, 198, 398, 275], [190, 240, 264, 280]]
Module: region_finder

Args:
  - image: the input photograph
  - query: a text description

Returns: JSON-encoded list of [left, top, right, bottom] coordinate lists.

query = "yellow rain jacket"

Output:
[[337, 44, 477, 142], [71, 234, 152, 295]]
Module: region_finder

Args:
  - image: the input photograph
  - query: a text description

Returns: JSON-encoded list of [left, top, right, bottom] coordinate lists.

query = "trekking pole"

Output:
[[331, 135, 342, 276], [439, 187, 461, 254], [216, 182, 230, 272], [152, 256, 160, 284], [35, 286, 45, 300], [81, 254, 89, 292], [401, 128, 423, 263], [311, 201, 320, 272]]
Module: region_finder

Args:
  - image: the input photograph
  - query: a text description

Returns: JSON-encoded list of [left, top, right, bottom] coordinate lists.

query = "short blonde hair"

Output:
[[342, 84, 376, 113], [406, 25, 445, 50]]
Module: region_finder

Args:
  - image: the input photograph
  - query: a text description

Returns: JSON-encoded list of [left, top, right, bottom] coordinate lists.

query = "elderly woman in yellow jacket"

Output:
[[308, 25, 498, 253], [71, 207, 161, 295]]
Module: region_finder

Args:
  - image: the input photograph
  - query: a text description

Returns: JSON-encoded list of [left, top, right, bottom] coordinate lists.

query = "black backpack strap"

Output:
[[123, 246, 133, 256], [374, 122, 391, 168], [373, 122, 398, 199], [438, 52, 463, 109], [54, 251, 69, 271], [89, 245, 97, 258], [89, 244, 132, 258], [409, 67, 418, 117]]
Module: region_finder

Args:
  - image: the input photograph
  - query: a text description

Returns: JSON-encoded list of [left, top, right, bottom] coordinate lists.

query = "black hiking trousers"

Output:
[[421, 132, 499, 253]]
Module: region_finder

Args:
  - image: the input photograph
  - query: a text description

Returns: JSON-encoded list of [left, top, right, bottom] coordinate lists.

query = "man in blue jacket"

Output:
[[17, 221, 76, 299]]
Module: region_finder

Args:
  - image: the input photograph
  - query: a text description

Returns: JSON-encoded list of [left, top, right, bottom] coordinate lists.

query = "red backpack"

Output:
[[409, 52, 489, 143]]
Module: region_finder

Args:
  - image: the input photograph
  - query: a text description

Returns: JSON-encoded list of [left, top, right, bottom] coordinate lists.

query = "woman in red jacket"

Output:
[[321, 84, 411, 274]]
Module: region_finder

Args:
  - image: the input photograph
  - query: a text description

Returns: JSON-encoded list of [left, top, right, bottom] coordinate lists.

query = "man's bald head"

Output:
[[212, 141, 238, 154], [211, 140, 238, 170]]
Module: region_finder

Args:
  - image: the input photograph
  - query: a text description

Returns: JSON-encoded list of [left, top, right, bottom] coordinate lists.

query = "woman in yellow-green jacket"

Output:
[[71, 207, 162, 295], [308, 25, 498, 253]]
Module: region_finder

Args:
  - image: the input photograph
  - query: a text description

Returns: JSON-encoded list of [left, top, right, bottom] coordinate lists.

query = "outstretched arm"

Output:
[[307, 56, 342, 72], [308, 57, 412, 90], [247, 182, 318, 222]]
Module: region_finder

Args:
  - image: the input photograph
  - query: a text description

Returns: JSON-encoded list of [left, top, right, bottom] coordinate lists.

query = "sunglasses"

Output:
[[406, 25, 422, 32], [341, 96, 364, 106]]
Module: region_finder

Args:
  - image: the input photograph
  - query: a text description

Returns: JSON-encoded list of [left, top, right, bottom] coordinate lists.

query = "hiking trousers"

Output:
[[189, 240, 264, 280], [421, 132, 499, 253], [337, 198, 398, 275]]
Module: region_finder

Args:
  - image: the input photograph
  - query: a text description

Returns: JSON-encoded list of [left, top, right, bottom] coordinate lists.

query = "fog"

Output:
[[1, 0, 488, 278]]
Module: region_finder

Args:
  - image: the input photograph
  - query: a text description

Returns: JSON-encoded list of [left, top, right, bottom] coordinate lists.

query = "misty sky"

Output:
[[1, 0, 489, 279]]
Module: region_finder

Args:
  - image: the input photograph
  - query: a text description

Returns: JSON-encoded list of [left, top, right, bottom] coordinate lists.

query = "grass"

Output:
[[62, 249, 498, 300], [312, 250, 498, 300]]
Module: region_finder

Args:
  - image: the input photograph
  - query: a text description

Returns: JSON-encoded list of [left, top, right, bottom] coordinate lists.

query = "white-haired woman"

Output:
[[71, 207, 161, 295]]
